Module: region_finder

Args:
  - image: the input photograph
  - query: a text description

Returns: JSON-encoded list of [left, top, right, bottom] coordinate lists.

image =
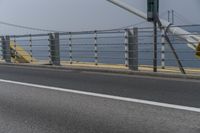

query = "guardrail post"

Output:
[[1, 36, 11, 63], [69, 33, 73, 64], [94, 31, 98, 65], [124, 31, 129, 67], [49, 33, 60, 65], [13, 36, 17, 63], [128, 28, 138, 71], [161, 28, 165, 69], [29, 34, 33, 63]]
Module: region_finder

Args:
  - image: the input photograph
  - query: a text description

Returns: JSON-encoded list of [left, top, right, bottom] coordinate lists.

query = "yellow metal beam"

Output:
[[10, 41, 36, 63], [196, 43, 200, 58]]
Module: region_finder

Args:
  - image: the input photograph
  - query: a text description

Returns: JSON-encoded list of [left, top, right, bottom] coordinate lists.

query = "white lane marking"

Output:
[[0, 79, 200, 113]]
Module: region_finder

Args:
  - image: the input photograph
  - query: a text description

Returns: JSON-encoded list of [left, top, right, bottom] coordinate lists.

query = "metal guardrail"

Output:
[[0, 25, 200, 75]]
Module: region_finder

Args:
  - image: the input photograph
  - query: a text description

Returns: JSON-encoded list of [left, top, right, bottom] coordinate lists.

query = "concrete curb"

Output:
[[0, 63, 200, 80]]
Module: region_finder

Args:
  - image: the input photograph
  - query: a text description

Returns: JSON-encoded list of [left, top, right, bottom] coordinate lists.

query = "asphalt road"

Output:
[[0, 65, 200, 133]]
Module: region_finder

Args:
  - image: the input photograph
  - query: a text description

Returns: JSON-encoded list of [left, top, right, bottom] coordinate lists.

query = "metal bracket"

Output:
[[155, 15, 186, 74]]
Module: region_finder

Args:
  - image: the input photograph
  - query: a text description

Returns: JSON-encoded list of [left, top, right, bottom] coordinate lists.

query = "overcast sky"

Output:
[[0, 0, 199, 34]]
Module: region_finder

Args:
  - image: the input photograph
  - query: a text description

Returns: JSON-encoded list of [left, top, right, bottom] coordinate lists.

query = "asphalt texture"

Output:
[[0, 65, 200, 133]]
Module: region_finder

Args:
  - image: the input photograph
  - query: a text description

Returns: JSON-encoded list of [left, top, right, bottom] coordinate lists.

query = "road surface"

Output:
[[0, 65, 200, 133]]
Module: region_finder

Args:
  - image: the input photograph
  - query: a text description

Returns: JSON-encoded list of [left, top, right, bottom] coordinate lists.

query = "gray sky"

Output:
[[0, 0, 199, 34]]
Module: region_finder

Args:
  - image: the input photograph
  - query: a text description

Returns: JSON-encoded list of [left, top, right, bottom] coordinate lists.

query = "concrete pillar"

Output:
[[1, 36, 11, 63], [128, 28, 138, 71], [49, 33, 60, 65]]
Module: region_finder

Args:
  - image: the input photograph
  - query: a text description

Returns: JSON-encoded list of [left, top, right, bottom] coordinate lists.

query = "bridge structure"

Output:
[[0, 1, 200, 132]]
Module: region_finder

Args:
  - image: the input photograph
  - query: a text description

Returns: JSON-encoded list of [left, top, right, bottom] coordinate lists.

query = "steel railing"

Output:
[[0, 25, 200, 75]]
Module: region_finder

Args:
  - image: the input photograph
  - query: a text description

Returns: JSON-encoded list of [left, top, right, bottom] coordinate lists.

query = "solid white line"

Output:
[[0, 79, 200, 113]]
